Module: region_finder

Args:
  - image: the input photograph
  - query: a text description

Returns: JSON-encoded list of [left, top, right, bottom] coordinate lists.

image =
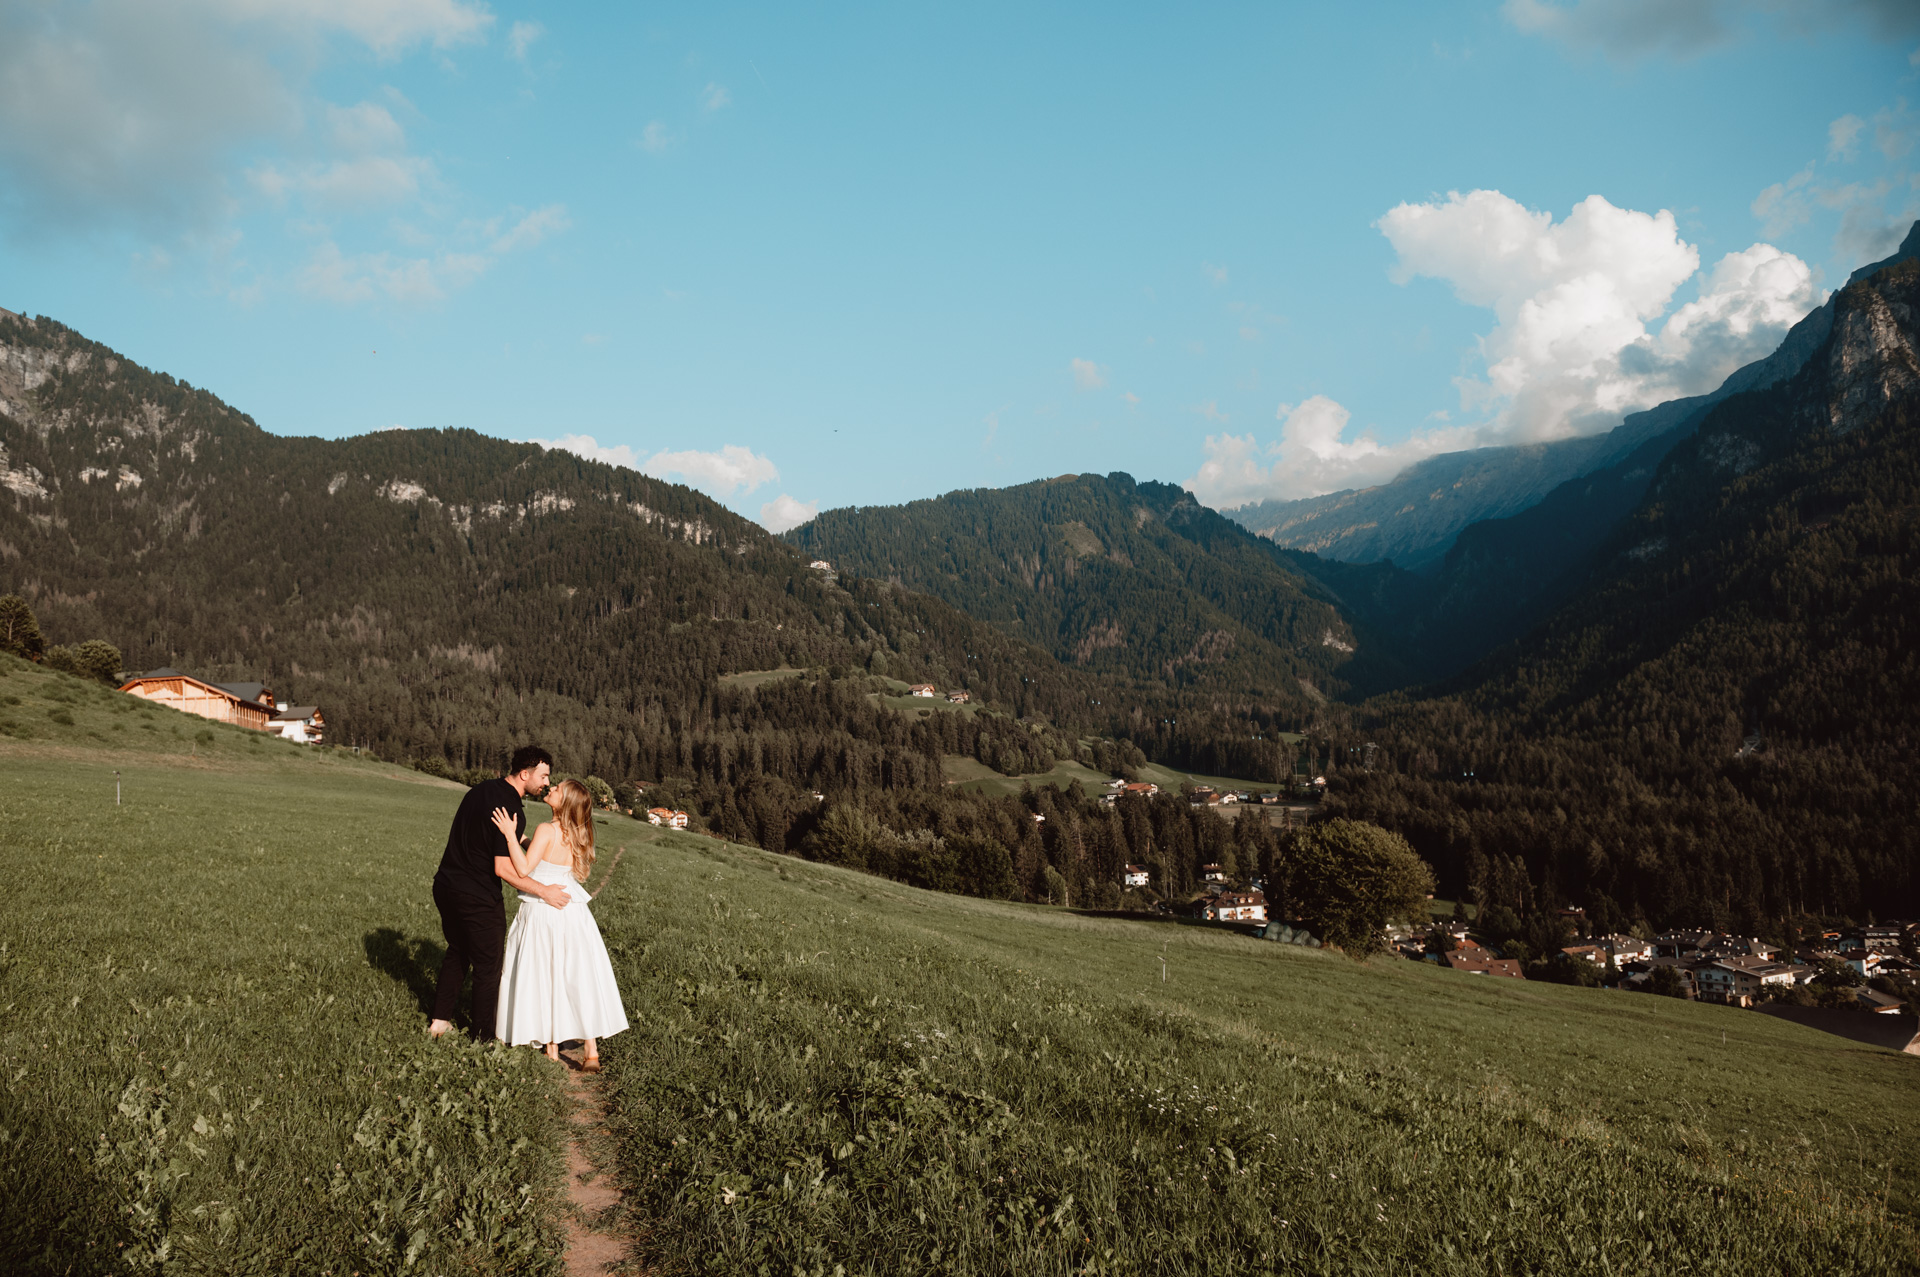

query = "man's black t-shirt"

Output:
[[433, 778, 525, 903]]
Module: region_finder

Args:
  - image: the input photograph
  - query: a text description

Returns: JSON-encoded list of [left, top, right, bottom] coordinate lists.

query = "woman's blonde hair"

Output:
[[550, 778, 596, 881]]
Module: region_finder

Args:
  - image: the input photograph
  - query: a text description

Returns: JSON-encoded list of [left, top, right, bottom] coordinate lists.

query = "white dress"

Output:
[[495, 857, 630, 1046]]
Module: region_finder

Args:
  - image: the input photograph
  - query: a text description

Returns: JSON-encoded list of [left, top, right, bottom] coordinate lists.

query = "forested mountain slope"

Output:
[[0, 312, 1107, 826], [1329, 255, 1920, 926], [784, 473, 1382, 700]]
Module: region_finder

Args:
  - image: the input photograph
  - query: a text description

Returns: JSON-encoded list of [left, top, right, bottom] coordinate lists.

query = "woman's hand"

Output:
[[489, 807, 519, 846]]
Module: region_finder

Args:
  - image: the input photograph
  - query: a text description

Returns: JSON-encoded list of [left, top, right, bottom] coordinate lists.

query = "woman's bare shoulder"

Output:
[[526, 822, 559, 861]]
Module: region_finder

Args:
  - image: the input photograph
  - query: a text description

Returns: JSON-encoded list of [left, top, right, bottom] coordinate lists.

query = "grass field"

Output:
[[0, 656, 573, 1274], [717, 668, 811, 692], [941, 754, 1116, 796], [3, 654, 1917, 1274]]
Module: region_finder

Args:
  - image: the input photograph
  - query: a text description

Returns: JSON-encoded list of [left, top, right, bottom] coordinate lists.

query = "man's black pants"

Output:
[[431, 880, 506, 1041]]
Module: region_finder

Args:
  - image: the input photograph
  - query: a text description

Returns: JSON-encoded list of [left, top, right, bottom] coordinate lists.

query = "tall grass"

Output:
[[0, 658, 568, 1275], [589, 841, 1918, 1275]]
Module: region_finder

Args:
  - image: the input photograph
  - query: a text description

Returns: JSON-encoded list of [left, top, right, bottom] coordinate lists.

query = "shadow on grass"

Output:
[[364, 927, 448, 1016]]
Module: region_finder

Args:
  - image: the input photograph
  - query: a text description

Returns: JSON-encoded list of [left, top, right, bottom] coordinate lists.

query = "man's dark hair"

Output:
[[507, 745, 553, 776]]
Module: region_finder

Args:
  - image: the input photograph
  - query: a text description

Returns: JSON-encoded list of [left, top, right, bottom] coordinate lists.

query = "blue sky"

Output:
[[2, 1, 1917, 529]]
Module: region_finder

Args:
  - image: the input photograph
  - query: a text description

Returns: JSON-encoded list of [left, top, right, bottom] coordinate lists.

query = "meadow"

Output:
[[0, 657, 571, 1275], [1, 654, 1916, 1274]]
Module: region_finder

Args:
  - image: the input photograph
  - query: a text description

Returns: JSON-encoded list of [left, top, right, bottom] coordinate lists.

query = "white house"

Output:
[[270, 702, 325, 744], [908, 684, 937, 698], [1696, 957, 1797, 1006], [1595, 934, 1652, 965], [646, 807, 689, 829], [1123, 864, 1151, 888], [1204, 890, 1267, 924]]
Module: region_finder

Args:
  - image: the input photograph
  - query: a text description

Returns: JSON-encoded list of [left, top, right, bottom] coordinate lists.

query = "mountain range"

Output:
[[4, 222, 1919, 924]]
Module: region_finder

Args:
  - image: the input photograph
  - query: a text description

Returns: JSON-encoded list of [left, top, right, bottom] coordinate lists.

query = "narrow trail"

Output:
[[557, 845, 634, 1276], [555, 1047, 630, 1276]]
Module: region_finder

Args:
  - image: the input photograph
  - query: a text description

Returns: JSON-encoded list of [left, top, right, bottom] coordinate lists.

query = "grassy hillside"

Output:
[[3, 658, 1913, 1274], [0, 656, 572, 1273]]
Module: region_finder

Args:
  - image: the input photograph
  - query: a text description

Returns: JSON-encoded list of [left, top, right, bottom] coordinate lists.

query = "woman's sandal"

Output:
[[581, 1055, 602, 1073]]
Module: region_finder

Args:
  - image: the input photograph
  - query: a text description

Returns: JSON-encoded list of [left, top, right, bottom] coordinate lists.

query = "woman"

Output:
[[489, 779, 629, 1069]]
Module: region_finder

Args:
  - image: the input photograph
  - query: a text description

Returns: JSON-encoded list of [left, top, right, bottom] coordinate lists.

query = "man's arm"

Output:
[[495, 854, 570, 908]]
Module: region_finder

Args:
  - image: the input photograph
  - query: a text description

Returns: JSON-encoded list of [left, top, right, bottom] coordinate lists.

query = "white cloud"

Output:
[[702, 82, 731, 111], [1070, 358, 1108, 390], [758, 494, 818, 532], [1754, 101, 1920, 271], [638, 121, 673, 154], [1202, 262, 1228, 286], [1829, 113, 1865, 161], [508, 20, 544, 61], [253, 154, 433, 208], [212, 0, 493, 56], [1123, 391, 1141, 405], [1379, 189, 1821, 443], [1505, 0, 1920, 61], [1187, 397, 1479, 508], [523, 433, 643, 469], [643, 445, 778, 497], [296, 204, 568, 304], [1189, 189, 1825, 508], [1503, 0, 1735, 60], [487, 204, 570, 254], [0, 0, 493, 233]]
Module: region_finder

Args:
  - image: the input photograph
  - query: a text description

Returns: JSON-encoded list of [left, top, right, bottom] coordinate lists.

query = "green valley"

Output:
[[1, 656, 1913, 1274]]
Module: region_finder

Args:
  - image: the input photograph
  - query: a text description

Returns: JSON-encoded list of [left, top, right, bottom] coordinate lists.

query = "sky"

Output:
[[2, 1, 1918, 531]]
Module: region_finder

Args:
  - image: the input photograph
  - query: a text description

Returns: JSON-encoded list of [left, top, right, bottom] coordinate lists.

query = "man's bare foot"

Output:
[[428, 1019, 453, 1038]]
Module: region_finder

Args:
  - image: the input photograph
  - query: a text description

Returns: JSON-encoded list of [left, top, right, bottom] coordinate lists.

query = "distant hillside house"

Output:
[[809, 560, 832, 571], [1697, 958, 1797, 1006], [271, 702, 325, 744], [1596, 934, 1653, 965], [1122, 782, 1159, 797], [1203, 890, 1266, 923], [119, 669, 277, 731], [1444, 946, 1524, 978], [946, 690, 970, 703], [1123, 864, 1150, 887], [1863, 926, 1906, 954], [908, 684, 936, 697], [646, 808, 689, 829], [1561, 944, 1608, 967], [1201, 864, 1228, 883]]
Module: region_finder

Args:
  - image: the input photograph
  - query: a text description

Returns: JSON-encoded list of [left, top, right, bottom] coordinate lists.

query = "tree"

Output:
[[1648, 966, 1689, 999], [0, 595, 43, 661], [808, 803, 884, 869], [75, 639, 124, 684], [1288, 819, 1435, 957], [582, 775, 617, 810]]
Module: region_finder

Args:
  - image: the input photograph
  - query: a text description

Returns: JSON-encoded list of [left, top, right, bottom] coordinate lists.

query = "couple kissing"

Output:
[[426, 745, 629, 1068]]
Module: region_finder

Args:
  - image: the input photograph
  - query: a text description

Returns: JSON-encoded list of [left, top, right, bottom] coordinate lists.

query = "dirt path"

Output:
[[555, 1048, 631, 1276]]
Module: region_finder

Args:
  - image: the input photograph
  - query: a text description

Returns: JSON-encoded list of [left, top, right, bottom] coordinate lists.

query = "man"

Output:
[[428, 745, 571, 1040]]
